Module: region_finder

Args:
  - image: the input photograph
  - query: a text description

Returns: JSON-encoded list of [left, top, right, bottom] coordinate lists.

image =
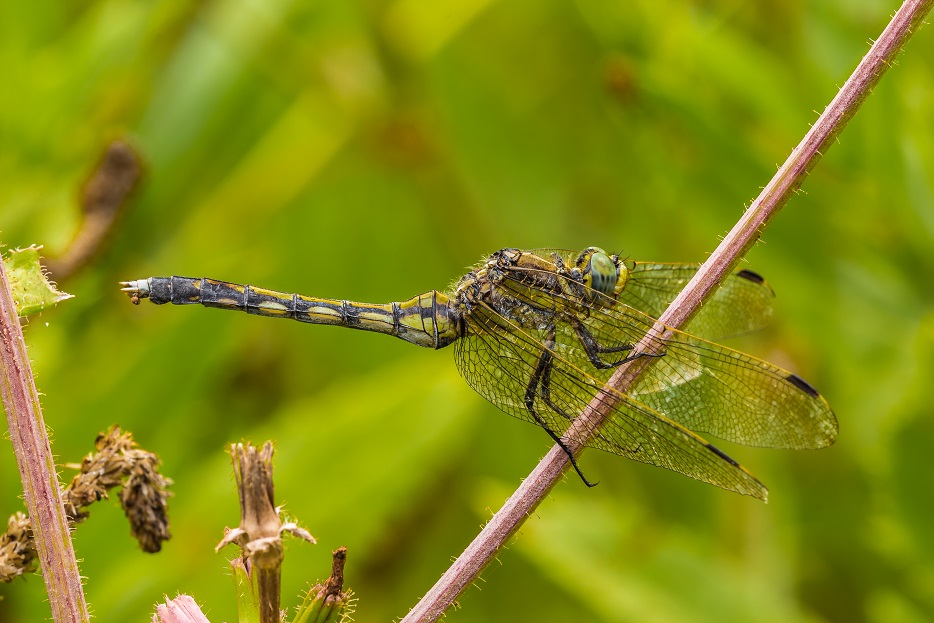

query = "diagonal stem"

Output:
[[0, 256, 89, 623], [401, 1, 934, 621]]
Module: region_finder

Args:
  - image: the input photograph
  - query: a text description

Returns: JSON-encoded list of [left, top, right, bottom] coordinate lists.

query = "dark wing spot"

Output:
[[785, 373, 821, 398], [736, 269, 765, 284], [705, 442, 740, 467]]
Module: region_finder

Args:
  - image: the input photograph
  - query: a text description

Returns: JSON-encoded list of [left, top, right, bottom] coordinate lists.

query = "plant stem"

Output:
[[401, 1, 934, 621], [0, 256, 89, 622]]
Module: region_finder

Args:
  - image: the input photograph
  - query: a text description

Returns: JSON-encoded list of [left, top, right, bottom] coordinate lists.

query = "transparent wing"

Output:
[[493, 268, 838, 450], [454, 304, 769, 499], [623, 263, 775, 340]]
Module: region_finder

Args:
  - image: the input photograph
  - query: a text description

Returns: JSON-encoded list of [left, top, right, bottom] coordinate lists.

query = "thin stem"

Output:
[[0, 258, 89, 622], [401, 1, 934, 621]]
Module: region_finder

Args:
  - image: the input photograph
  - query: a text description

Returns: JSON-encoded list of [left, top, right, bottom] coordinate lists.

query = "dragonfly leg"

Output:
[[525, 330, 598, 487], [552, 253, 589, 303], [570, 317, 664, 369], [538, 356, 639, 460]]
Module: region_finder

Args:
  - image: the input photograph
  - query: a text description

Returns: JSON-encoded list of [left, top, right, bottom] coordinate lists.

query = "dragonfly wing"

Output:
[[455, 305, 769, 499], [493, 269, 837, 450], [572, 294, 838, 450], [631, 333, 838, 449], [624, 263, 774, 340]]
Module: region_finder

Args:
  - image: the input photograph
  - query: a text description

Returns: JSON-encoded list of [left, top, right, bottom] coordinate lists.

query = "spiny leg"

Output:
[[551, 253, 589, 304], [524, 327, 598, 487], [537, 350, 619, 458], [569, 317, 664, 370]]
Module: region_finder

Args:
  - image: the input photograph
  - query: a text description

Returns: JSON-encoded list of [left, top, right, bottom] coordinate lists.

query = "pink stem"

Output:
[[0, 258, 89, 623], [401, 1, 934, 621]]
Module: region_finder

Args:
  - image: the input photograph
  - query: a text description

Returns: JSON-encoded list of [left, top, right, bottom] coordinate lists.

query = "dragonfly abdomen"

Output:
[[120, 276, 461, 349]]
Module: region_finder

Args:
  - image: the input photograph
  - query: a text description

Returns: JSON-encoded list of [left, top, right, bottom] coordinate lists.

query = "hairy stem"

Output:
[[402, 1, 934, 621], [0, 257, 89, 622]]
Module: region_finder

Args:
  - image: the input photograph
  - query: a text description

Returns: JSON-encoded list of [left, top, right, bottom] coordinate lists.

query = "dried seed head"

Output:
[[1, 425, 172, 581], [120, 452, 173, 553], [64, 426, 173, 552], [0, 513, 35, 583]]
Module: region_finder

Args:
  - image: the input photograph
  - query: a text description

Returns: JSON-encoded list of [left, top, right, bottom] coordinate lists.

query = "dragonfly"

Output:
[[120, 247, 837, 499]]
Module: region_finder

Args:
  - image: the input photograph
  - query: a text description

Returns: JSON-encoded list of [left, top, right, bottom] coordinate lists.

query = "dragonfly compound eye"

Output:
[[587, 251, 619, 296]]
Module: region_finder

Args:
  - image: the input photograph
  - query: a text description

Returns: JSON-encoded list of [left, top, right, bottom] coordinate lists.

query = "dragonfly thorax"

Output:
[[451, 247, 631, 332]]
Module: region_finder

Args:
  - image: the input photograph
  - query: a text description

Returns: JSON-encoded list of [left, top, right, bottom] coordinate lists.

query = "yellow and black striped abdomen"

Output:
[[122, 276, 461, 349]]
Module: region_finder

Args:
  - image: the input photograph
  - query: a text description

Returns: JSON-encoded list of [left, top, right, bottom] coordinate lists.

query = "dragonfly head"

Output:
[[576, 247, 628, 300]]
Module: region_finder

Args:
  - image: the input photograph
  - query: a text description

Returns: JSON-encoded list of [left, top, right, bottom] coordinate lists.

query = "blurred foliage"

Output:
[[1, 1, 933, 622]]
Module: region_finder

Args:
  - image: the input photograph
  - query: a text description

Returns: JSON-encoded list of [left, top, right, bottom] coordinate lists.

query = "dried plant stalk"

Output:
[[217, 442, 315, 623]]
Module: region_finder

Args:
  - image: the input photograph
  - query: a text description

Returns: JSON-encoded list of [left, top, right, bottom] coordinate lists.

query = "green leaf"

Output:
[[4, 246, 73, 317], [231, 558, 261, 623]]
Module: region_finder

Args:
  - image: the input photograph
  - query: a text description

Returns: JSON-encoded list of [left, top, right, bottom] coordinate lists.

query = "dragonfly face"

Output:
[[122, 246, 837, 499], [569, 247, 630, 304]]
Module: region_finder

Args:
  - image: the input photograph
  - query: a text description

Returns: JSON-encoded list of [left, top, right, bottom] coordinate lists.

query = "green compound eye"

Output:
[[588, 251, 618, 295]]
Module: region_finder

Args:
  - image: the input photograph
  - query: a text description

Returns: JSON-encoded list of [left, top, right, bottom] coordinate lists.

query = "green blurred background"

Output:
[[2, 1, 933, 621]]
